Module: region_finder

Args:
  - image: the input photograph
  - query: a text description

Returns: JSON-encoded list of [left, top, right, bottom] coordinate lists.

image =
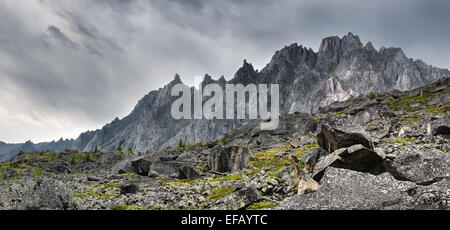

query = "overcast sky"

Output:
[[0, 0, 449, 143]]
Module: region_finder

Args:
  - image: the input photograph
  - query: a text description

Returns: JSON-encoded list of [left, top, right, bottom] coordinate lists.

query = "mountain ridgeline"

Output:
[[1, 32, 449, 160]]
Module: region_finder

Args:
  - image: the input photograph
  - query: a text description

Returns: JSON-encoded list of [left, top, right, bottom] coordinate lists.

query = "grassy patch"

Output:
[[161, 178, 203, 186], [111, 205, 143, 210], [70, 151, 97, 165], [385, 91, 433, 111], [389, 137, 417, 145], [415, 103, 450, 115], [147, 205, 166, 210], [206, 174, 243, 183], [249, 147, 290, 179], [407, 117, 423, 124], [291, 143, 318, 159], [207, 187, 235, 202], [0, 161, 46, 179], [103, 183, 121, 189], [216, 138, 231, 145], [246, 202, 277, 210]]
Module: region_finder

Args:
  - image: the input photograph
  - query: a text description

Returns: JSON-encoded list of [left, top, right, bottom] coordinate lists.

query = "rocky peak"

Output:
[[364, 41, 376, 51], [229, 59, 258, 84], [171, 74, 182, 85], [218, 75, 226, 84], [341, 32, 363, 52], [319, 32, 362, 57]]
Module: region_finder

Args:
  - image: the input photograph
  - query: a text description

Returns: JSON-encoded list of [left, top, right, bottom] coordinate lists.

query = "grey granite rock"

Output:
[[277, 168, 416, 210]]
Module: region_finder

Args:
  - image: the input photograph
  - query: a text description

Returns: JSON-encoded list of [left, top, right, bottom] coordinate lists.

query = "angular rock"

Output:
[[87, 176, 102, 182], [120, 182, 139, 194], [277, 168, 416, 210], [21, 178, 75, 210], [208, 145, 250, 173], [110, 158, 134, 174], [317, 124, 374, 152], [179, 166, 201, 180], [290, 155, 319, 195], [209, 187, 262, 210], [130, 157, 152, 176], [311, 144, 384, 181], [149, 161, 184, 178], [386, 151, 450, 185], [431, 117, 450, 136], [300, 147, 330, 172]]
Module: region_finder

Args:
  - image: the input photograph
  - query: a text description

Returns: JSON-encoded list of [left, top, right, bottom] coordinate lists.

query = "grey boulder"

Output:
[[208, 145, 250, 173], [386, 150, 450, 185], [311, 144, 384, 181], [209, 187, 262, 210], [21, 178, 75, 210], [277, 168, 416, 210], [317, 124, 374, 152]]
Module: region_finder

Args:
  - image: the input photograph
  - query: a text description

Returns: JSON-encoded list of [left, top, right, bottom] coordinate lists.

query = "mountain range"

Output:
[[1, 32, 449, 161]]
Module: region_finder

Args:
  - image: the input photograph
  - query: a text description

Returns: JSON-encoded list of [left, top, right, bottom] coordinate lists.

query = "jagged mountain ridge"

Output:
[[1, 32, 449, 159], [73, 32, 448, 153], [0, 139, 74, 162]]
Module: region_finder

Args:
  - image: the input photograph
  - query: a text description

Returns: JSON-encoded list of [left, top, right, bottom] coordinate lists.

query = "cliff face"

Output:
[[71, 32, 449, 153], [1, 77, 448, 210], [1, 32, 448, 160]]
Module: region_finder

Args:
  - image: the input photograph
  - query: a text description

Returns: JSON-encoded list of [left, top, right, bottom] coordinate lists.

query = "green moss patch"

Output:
[[246, 202, 277, 210], [207, 187, 235, 202]]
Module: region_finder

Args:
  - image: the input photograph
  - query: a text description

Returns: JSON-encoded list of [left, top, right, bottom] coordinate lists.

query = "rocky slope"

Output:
[[62, 33, 450, 153], [1, 32, 448, 161], [0, 78, 448, 210]]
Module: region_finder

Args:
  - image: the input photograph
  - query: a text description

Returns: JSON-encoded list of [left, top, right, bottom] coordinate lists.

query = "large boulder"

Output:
[[110, 156, 152, 176], [120, 182, 139, 195], [130, 157, 152, 176], [20, 178, 75, 210], [110, 158, 135, 174], [386, 150, 450, 185], [277, 168, 416, 210], [148, 161, 184, 178], [179, 166, 201, 180], [317, 124, 374, 152], [209, 187, 262, 210], [311, 144, 384, 181], [208, 145, 250, 173], [431, 117, 450, 136]]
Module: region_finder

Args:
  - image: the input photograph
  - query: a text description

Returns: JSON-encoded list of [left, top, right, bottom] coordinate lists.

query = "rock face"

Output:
[[0, 37, 449, 210], [317, 124, 374, 152], [0, 78, 449, 210], [311, 144, 384, 181], [277, 168, 417, 210], [208, 145, 250, 173], [21, 178, 75, 210], [8, 32, 441, 157], [386, 151, 450, 185], [179, 166, 201, 180]]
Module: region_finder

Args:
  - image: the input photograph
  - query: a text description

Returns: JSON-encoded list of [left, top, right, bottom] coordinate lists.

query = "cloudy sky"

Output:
[[0, 0, 449, 143]]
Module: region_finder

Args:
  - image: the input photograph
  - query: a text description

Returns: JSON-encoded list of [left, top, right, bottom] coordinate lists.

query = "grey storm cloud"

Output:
[[47, 25, 79, 49], [0, 0, 449, 143]]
